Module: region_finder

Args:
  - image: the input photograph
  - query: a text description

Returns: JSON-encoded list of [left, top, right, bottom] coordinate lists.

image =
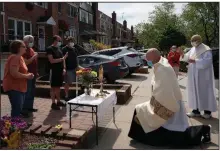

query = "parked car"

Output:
[[92, 47, 143, 75], [139, 49, 149, 53], [78, 54, 129, 83]]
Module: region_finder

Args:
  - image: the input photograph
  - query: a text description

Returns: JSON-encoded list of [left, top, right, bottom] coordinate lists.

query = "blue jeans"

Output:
[[7, 90, 25, 117], [23, 78, 36, 110]]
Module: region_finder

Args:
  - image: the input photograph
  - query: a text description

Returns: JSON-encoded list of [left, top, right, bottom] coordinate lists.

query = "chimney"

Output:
[[112, 11, 117, 39]]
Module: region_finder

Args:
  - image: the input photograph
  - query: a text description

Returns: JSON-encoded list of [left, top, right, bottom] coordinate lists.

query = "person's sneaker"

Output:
[[57, 101, 66, 107], [202, 114, 212, 119], [187, 112, 201, 117], [202, 125, 211, 143], [51, 103, 60, 110], [28, 108, 38, 112]]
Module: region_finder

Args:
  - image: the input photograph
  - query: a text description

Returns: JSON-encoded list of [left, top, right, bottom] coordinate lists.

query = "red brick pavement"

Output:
[[1, 95, 95, 130]]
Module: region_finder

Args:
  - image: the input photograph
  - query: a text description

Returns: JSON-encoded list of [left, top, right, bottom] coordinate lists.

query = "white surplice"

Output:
[[163, 101, 189, 132], [183, 45, 217, 112]]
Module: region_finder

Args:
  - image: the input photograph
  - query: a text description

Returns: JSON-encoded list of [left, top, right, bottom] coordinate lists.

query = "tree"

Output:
[[181, 2, 219, 47], [159, 27, 187, 52], [135, 3, 184, 50]]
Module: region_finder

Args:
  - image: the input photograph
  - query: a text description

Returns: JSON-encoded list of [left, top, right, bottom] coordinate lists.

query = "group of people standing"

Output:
[[2, 35, 80, 117], [3, 35, 38, 118], [128, 34, 217, 148]]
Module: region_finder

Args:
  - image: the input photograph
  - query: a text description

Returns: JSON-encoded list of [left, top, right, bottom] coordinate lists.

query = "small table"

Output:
[[67, 89, 117, 145]]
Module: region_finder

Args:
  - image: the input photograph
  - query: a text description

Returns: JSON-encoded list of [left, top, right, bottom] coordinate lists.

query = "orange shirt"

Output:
[[3, 55, 28, 93]]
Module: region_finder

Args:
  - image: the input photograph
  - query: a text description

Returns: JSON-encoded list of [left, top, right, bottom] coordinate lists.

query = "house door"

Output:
[[38, 26, 45, 51]]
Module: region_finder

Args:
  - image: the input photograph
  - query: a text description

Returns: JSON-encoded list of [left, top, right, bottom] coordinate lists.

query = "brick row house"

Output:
[[0, 2, 99, 52], [0, 2, 135, 52]]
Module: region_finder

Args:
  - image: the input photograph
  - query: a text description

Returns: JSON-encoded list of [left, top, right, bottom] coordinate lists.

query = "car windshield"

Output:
[[127, 47, 138, 52], [96, 55, 115, 60]]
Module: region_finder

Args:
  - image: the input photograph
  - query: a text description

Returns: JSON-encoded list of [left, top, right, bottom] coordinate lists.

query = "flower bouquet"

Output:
[[0, 115, 27, 149], [76, 68, 97, 95]]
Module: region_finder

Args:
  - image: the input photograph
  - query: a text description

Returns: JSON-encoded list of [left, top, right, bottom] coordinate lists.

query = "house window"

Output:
[[88, 13, 93, 25], [58, 3, 61, 13], [68, 28, 76, 39], [80, 9, 88, 23], [34, 2, 48, 9], [8, 18, 32, 41], [68, 5, 77, 17]]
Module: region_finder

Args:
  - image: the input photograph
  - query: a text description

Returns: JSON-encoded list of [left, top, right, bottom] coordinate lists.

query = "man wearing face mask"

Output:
[[22, 35, 38, 116], [46, 35, 68, 110], [128, 48, 212, 147], [62, 37, 80, 101], [182, 35, 217, 119], [167, 45, 181, 77]]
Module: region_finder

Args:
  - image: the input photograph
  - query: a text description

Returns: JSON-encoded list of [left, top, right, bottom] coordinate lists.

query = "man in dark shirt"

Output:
[[22, 35, 38, 117], [62, 37, 80, 101], [46, 35, 68, 110]]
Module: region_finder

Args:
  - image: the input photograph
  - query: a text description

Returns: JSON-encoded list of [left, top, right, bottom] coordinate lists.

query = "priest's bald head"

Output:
[[191, 34, 202, 47], [145, 48, 161, 65]]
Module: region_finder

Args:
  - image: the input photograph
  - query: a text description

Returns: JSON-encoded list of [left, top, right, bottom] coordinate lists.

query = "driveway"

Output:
[[93, 69, 219, 149]]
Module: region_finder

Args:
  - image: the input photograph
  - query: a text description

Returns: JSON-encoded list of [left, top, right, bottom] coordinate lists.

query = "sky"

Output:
[[98, 3, 188, 29]]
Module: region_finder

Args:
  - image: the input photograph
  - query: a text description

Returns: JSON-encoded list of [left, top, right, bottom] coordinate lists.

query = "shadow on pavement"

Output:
[[92, 127, 122, 149], [43, 107, 67, 125], [191, 117, 219, 134], [200, 142, 219, 149]]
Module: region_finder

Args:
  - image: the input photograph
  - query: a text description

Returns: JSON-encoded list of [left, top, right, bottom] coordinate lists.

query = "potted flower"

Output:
[[76, 68, 97, 95], [0, 116, 27, 149]]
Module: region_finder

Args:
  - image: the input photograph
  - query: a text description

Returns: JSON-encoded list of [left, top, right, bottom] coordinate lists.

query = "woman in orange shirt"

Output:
[[3, 40, 34, 117]]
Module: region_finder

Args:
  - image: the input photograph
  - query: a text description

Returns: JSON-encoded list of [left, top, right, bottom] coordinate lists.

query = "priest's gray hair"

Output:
[[147, 48, 161, 57], [23, 35, 34, 42]]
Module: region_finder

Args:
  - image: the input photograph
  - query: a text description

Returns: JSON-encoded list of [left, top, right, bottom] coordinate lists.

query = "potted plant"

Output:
[[76, 68, 97, 95]]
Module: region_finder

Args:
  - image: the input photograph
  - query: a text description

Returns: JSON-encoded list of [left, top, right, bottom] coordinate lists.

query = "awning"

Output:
[[36, 16, 56, 26], [80, 30, 107, 36]]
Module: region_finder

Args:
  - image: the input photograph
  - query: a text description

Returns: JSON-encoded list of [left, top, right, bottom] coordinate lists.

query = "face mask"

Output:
[[172, 49, 176, 51], [57, 42, 62, 47], [147, 60, 153, 67], [28, 42, 34, 48], [69, 43, 74, 47], [191, 42, 197, 47]]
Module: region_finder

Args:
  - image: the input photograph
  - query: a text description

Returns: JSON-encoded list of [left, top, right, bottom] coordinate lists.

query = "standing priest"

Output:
[[182, 35, 217, 119], [128, 48, 211, 148]]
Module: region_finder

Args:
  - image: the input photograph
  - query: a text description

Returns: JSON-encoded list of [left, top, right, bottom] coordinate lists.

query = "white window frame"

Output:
[[88, 13, 93, 25], [68, 4, 77, 18], [34, 2, 48, 9], [80, 9, 88, 23], [8, 17, 32, 41]]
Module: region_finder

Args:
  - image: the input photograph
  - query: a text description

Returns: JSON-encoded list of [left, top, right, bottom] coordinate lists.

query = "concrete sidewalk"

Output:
[[93, 70, 219, 149]]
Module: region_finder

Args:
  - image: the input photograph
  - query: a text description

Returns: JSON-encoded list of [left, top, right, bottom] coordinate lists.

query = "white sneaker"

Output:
[[187, 112, 201, 117], [202, 114, 212, 119]]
